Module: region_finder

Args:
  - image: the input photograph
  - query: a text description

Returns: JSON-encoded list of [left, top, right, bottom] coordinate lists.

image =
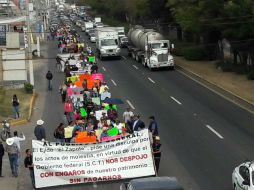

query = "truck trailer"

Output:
[[127, 26, 174, 70]]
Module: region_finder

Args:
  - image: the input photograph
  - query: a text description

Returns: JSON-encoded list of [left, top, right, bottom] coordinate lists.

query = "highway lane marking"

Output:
[[102, 67, 106, 71], [122, 56, 127, 60], [126, 100, 135, 110], [132, 65, 139, 70], [111, 79, 117, 86], [148, 77, 155, 84], [205, 125, 224, 139], [170, 96, 182, 105]]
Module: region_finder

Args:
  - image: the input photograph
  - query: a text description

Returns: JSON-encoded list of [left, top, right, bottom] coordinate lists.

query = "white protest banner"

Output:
[[32, 129, 155, 188]]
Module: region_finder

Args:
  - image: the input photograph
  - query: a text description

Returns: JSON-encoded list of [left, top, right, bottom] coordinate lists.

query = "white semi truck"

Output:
[[95, 28, 121, 60], [127, 26, 174, 70]]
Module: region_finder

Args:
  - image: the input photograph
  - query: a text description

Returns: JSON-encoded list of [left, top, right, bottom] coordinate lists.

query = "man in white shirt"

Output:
[[122, 107, 134, 124], [13, 131, 25, 151]]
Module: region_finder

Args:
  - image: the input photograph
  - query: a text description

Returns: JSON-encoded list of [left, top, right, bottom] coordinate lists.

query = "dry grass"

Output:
[[0, 88, 32, 121]]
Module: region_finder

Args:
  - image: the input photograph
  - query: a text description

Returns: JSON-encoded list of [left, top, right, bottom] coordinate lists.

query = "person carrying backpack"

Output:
[[46, 70, 53, 91]]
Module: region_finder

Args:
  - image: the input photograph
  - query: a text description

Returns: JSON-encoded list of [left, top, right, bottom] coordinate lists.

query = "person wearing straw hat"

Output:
[[34, 119, 46, 141], [5, 138, 20, 177]]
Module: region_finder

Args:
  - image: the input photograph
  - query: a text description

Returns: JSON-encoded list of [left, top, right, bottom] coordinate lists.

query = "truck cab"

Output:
[[120, 177, 184, 190], [145, 40, 174, 70]]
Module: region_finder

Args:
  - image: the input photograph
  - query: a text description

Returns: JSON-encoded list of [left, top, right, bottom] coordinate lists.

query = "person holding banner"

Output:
[[24, 149, 35, 189]]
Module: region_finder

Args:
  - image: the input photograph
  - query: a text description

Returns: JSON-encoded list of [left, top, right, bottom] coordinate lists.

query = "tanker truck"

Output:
[[127, 26, 174, 70]]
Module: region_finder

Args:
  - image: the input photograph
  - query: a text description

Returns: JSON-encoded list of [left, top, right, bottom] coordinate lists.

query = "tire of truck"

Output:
[[32, 49, 38, 57], [99, 52, 104, 61], [135, 54, 140, 62], [141, 58, 147, 67], [132, 52, 136, 59]]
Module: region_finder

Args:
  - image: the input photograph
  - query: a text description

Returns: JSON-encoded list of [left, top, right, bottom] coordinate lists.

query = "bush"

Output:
[[183, 47, 206, 61], [24, 83, 34, 94], [233, 65, 248, 75], [247, 70, 254, 80], [171, 47, 184, 56]]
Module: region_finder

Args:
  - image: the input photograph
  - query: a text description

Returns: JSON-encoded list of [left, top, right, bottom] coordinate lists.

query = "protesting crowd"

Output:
[[0, 24, 161, 190]]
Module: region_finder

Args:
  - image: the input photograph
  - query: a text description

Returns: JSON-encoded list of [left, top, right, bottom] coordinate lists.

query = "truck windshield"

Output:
[[101, 39, 118, 46], [151, 43, 168, 49], [119, 32, 125, 36]]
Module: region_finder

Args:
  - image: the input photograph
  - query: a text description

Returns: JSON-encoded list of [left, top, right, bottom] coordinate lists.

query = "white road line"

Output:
[[126, 100, 135, 110], [205, 125, 224, 139], [122, 56, 127, 60], [102, 67, 106, 71], [148, 77, 155, 84], [170, 96, 182, 105], [111, 79, 117, 86], [132, 65, 139, 70]]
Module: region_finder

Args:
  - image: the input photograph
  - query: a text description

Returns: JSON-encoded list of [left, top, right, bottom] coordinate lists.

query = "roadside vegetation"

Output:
[[0, 87, 33, 122], [73, 0, 254, 80]]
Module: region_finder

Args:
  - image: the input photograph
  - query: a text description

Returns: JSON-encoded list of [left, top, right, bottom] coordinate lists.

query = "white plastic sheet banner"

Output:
[[32, 129, 155, 188]]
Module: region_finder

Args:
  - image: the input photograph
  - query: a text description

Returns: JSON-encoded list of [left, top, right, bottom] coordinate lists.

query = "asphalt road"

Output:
[[38, 24, 254, 190]]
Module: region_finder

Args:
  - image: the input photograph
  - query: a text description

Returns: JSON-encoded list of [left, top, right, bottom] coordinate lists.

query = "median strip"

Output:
[[132, 65, 139, 70]]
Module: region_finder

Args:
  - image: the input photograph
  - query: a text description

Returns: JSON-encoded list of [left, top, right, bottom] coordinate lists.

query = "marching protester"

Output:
[[34, 119, 46, 141], [64, 99, 74, 124], [24, 149, 35, 189], [0, 141, 4, 177], [13, 131, 25, 151], [132, 114, 145, 132], [46, 70, 53, 91], [148, 116, 159, 137], [12, 94, 20, 119], [59, 81, 67, 103], [5, 138, 19, 177], [54, 123, 65, 143], [123, 107, 134, 125], [153, 136, 162, 173]]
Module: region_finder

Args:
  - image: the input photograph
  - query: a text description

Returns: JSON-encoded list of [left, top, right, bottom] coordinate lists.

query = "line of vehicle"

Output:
[[148, 77, 155, 84], [170, 96, 182, 105], [205, 125, 224, 139], [111, 79, 117, 86], [102, 67, 106, 71], [122, 56, 127, 60], [126, 100, 135, 110]]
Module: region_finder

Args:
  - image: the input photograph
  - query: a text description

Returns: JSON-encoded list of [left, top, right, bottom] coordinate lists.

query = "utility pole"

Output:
[[26, 0, 34, 86]]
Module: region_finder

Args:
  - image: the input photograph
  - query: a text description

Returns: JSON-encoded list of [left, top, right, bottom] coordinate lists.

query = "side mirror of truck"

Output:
[[145, 45, 148, 51], [171, 43, 175, 49]]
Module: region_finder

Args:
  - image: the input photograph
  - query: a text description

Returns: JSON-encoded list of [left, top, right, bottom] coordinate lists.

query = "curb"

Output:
[[175, 64, 254, 114], [10, 93, 37, 126], [27, 92, 37, 121]]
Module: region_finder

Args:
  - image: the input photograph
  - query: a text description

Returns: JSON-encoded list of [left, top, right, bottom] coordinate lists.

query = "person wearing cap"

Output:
[[5, 138, 20, 177], [99, 82, 109, 95], [148, 116, 159, 137], [0, 141, 4, 177], [34, 119, 46, 141], [153, 136, 162, 173]]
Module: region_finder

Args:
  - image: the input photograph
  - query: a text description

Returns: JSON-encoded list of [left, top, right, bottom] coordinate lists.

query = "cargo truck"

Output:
[[127, 26, 174, 70], [95, 28, 121, 60]]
